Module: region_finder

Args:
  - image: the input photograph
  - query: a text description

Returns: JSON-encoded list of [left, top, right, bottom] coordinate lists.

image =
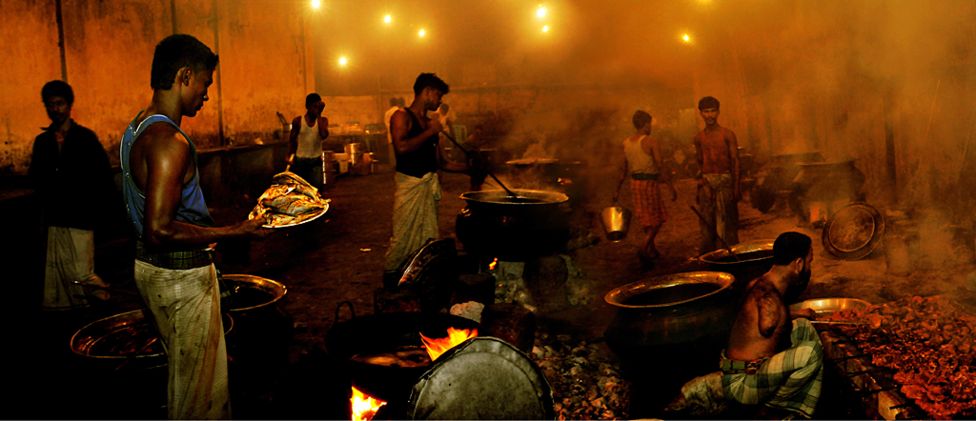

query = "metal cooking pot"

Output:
[[455, 189, 570, 259], [221, 274, 287, 313], [603, 271, 737, 377], [698, 239, 776, 289], [325, 302, 479, 403]]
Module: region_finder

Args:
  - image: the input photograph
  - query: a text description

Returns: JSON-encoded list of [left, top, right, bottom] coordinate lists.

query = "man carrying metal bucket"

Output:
[[615, 110, 677, 269]]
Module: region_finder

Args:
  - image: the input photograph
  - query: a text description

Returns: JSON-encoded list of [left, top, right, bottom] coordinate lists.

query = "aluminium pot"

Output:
[[455, 188, 570, 259]]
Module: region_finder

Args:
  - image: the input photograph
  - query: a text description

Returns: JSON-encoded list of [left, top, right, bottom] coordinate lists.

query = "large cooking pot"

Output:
[[325, 302, 479, 405], [455, 188, 570, 259], [698, 239, 776, 290], [603, 271, 737, 377], [219, 274, 292, 374]]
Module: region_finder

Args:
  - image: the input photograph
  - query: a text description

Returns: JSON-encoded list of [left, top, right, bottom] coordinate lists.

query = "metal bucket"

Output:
[[600, 205, 631, 242]]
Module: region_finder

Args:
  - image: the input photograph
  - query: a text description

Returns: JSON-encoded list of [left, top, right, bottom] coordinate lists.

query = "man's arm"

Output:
[[693, 133, 704, 179], [142, 126, 262, 248], [287, 116, 301, 165], [318, 116, 329, 140], [727, 129, 741, 201], [391, 109, 442, 154], [755, 286, 783, 338]]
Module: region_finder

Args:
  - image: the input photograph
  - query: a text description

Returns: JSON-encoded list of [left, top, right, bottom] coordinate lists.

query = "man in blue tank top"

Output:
[[119, 34, 266, 420], [383, 73, 450, 287]]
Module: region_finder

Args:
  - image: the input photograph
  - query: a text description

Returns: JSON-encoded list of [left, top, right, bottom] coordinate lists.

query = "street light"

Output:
[[541, 24, 551, 34], [338, 55, 349, 67], [383, 14, 392, 25], [681, 32, 693, 44], [310, 0, 321, 10], [535, 5, 547, 19], [417, 28, 427, 38]]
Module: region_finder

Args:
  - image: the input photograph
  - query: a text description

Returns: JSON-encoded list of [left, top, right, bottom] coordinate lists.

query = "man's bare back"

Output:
[[726, 276, 791, 361]]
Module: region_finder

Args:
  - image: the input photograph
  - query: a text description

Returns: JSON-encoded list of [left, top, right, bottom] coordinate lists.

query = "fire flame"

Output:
[[420, 327, 478, 361], [488, 257, 498, 271], [350, 386, 387, 421]]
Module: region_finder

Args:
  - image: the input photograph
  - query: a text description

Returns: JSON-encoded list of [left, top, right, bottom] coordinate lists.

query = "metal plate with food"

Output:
[[249, 171, 331, 228], [257, 202, 329, 228], [789, 297, 872, 315]]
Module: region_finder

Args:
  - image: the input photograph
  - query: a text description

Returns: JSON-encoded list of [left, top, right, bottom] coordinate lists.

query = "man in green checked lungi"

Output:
[[668, 232, 823, 419]]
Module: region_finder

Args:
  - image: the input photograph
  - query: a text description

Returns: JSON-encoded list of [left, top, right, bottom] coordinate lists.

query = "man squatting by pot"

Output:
[[120, 33, 267, 419], [668, 231, 824, 419], [383, 73, 450, 288]]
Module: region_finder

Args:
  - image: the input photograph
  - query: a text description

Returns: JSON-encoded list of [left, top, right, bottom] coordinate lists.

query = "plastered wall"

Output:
[[0, 0, 310, 174]]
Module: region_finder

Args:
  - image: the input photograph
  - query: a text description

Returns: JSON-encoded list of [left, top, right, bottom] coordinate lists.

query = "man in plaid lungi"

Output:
[[722, 231, 821, 418], [616, 110, 677, 269], [694, 96, 741, 254], [667, 232, 822, 419]]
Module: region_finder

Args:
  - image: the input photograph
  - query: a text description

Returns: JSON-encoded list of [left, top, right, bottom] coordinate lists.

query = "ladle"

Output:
[[440, 130, 523, 200], [689, 205, 741, 262]]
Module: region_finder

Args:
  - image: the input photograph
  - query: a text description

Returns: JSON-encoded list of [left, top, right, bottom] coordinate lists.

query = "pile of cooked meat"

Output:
[[832, 295, 976, 419], [249, 171, 329, 227]]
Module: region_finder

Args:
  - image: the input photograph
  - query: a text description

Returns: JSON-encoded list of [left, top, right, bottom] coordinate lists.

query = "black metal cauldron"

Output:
[[455, 189, 570, 260]]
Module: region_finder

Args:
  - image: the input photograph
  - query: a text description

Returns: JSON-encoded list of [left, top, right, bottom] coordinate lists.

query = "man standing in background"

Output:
[[383, 73, 449, 287], [694, 96, 741, 253], [30, 80, 115, 310], [617, 110, 677, 269], [288, 93, 330, 188]]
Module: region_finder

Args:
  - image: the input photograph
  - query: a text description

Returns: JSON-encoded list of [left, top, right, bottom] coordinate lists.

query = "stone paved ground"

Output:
[[15, 163, 976, 419]]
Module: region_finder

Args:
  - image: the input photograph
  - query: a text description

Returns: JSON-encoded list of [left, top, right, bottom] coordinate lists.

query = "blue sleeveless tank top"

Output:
[[120, 113, 214, 239]]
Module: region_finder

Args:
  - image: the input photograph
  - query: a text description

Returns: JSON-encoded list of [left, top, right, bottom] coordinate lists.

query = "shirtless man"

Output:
[[721, 231, 823, 418], [120, 34, 266, 419], [694, 96, 740, 253]]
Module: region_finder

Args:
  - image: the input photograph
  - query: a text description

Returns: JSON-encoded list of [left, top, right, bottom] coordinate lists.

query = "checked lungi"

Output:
[[720, 318, 824, 419], [630, 178, 667, 229]]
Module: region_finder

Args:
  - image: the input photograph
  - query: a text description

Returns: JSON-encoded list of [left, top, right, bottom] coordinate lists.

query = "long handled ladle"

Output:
[[440, 130, 523, 200], [689, 205, 741, 262]]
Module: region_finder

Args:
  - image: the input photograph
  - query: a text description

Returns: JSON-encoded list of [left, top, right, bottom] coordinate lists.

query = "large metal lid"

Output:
[[406, 337, 554, 420], [822, 202, 885, 260]]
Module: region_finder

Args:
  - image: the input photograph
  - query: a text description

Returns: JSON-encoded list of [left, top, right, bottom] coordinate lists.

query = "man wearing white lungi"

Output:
[[383, 73, 450, 287], [120, 34, 266, 419], [30, 80, 115, 310]]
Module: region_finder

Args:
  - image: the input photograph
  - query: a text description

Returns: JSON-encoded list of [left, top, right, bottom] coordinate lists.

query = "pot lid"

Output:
[[406, 337, 554, 420], [822, 202, 885, 260]]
